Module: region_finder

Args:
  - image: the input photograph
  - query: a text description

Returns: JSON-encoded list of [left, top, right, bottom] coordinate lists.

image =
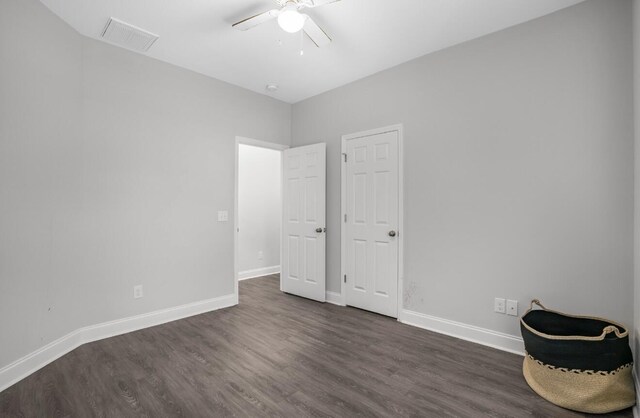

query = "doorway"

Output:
[[234, 137, 288, 301], [234, 138, 328, 305], [341, 125, 404, 318]]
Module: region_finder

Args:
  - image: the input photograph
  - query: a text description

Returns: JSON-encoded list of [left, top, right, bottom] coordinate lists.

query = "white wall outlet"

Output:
[[217, 210, 229, 222], [494, 298, 506, 314], [258, 251, 263, 260], [133, 285, 143, 299], [507, 299, 518, 316]]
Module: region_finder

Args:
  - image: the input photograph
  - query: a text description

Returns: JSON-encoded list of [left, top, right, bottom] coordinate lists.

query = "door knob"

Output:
[[388, 230, 397, 237], [316, 227, 323, 233]]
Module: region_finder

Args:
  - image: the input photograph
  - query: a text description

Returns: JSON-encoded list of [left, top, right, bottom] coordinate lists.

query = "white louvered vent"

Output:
[[101, 18, 159, 53]]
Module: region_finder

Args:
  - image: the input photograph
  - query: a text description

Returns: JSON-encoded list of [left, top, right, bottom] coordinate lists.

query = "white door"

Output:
[[281, 143, 326, 302], [345, 130, 399, 317]]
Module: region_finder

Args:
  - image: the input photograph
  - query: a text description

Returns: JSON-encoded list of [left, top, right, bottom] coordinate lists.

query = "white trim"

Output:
[[399, 309, 525, 356], [0, 293, 236, 393], [325, 291, 345, 306], [235, 136, 289, 151], [340, 124, 404, 315], [234, 136, 288, 302], [238, 265, 281, 281], [633, 368, 639, 418]]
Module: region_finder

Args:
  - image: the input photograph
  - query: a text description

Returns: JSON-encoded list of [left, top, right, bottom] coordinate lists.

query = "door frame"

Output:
[[340, 124, 404, 317], [234, 136, 289, 304]]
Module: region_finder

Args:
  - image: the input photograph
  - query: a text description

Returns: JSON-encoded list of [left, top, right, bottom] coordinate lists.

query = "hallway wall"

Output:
[[238, 145, 282, 277]]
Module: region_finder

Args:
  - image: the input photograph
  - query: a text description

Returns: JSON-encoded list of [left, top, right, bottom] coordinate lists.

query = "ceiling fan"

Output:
[[232, 0, 339, 48]]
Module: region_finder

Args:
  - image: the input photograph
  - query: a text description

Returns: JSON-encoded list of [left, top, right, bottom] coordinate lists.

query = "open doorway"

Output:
[[234, 137, 288, 302], [234, 137, 327, 304]]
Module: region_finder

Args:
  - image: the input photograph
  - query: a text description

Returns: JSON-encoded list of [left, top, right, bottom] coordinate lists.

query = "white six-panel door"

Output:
[[344, 130, 399, 317], [281, 143, 326, 302]]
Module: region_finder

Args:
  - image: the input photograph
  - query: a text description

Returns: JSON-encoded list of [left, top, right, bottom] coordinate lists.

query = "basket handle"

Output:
[[600, 325, 625, 339], [528, 299, 547, 311]]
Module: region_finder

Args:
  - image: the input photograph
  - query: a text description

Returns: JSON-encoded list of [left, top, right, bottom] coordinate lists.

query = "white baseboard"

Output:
[[322, 290, 523, 355], [325, 291, 345, 306], [0, 293, 236, 393], [238, 266, 280, 281], [399, 309, 525, 356]]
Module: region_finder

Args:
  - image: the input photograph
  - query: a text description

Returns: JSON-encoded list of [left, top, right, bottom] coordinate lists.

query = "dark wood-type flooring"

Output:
[[0, 275, 633, 417]]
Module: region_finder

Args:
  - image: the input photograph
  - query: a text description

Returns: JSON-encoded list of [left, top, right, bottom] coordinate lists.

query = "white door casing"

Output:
[[344, 129, 400, 317], [281, 143, 327, 302], [234, 137, 289, 305]]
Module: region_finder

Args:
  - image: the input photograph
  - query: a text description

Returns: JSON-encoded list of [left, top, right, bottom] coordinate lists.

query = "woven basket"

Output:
[[520, 300, 636, 414]]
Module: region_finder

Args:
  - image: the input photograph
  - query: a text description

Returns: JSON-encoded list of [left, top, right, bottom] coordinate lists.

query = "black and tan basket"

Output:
[[520, 299, 636, 414]]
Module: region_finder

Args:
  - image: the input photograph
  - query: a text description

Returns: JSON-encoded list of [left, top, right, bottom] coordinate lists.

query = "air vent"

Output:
[[101, 18, 159, 52]]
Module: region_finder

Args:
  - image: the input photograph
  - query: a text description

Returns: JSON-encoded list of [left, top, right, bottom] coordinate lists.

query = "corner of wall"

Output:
[[633, 0, 640, 413], [633, 366, 639, 417], [0, 294, 236, 393], [288, 100, 295, 147]]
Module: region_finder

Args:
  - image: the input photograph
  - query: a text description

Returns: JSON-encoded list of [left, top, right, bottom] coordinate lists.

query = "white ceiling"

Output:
[[39, 0, 584, 103]]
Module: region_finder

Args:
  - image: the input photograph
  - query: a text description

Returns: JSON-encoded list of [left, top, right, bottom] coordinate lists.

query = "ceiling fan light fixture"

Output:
[[278, 8, 306, 33]]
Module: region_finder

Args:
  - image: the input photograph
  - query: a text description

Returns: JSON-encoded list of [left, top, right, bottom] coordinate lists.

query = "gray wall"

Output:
[[634, 0, 640, 387], [292, 0, 634, 337], [0, 0, 291, 369], [0, 0, 83, 369], [1, 0, 635, 373]]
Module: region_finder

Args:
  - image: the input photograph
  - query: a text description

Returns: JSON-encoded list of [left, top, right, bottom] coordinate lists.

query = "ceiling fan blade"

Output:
[[305, 0, 340, 8], [232, 9, 279, 31], [303, 16, 331, 47]]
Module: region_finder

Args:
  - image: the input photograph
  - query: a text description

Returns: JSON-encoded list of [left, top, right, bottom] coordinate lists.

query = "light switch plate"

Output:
[[218, 210, 228, 222]]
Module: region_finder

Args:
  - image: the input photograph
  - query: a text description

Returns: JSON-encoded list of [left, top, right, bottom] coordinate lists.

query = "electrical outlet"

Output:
[[134, 285, 143, 299], [507, 299, 518, 316], [494, 298, 506, 314], [217, 210, 228, 222], [258, 251, 263, 260]]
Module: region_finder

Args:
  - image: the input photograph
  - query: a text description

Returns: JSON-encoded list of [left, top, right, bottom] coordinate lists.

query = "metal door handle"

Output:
[[316, 228, 323, 233], [388, 230, 397, 237]]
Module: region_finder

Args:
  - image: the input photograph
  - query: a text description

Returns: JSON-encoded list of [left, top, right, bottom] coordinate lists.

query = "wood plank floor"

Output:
[[0, 275, 633, 417]]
